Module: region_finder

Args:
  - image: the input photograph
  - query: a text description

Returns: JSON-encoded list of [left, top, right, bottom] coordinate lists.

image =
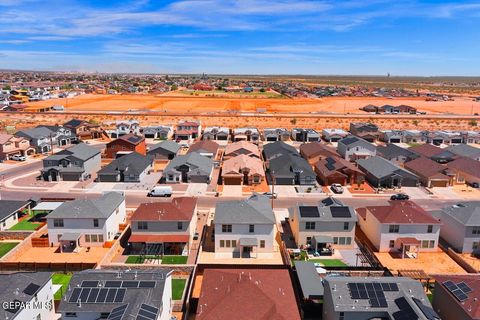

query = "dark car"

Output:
[[471, 182, 479, 189], [390, 193, 410, 201]]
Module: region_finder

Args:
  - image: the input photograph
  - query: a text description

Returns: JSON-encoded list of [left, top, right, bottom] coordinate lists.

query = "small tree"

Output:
[[290, 118, 297, 125], [469, 119, 478, 127]]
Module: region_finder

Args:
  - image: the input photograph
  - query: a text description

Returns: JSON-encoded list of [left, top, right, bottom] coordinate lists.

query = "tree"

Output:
[[290, 118, 297, 125], [469, 119, 478, 127], [259, 88, 265, 92], [2, 85, 11, 91], [170, 84, 178, 91]]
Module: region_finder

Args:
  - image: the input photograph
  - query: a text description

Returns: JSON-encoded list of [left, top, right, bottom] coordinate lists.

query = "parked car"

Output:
[[262, 192, 278, 199], [10, 154, 26, 161], [330, 184, 344, 194], [390, 193, 410, 200], [193, 232, 199, 240], [471, 182, 479, 188], [147, 186, 173, 197]]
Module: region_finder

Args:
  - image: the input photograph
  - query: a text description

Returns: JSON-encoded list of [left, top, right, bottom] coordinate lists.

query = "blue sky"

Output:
[[0, 0, 479, 75]]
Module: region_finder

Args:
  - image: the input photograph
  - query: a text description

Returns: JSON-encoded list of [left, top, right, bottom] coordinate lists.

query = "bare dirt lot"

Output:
[[25, 93, 480, 115]]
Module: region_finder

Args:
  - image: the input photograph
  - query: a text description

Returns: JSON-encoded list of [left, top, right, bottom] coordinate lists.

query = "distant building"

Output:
[[337, 135, 376, 161]]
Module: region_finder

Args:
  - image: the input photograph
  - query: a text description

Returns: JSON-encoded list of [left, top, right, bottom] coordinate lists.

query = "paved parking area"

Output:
[[274, 185, 297, 197], [186, 183, 208, 196]]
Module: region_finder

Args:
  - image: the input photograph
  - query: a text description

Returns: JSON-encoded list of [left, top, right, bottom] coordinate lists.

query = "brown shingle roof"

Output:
[[187, 140, 219, 154], [300, 142, 338, 159], [447, 157, 480, 178], [364, 201, 441, 224], [409, 144, 443, 158], [131, 197, 197, 221], [434, 274, 480, 319], [404, 156, 447, 178]]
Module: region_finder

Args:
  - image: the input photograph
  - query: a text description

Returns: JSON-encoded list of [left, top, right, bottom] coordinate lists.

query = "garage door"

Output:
[[390, 138, 401, 143], [223, 177, 242, 185], [430, 180, 448, 187], [62, 173, 81, 181]]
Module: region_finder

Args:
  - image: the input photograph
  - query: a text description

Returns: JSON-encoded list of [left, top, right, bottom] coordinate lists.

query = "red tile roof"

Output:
[[364, 201, 441, 224], [131, 197, 197, 221], [409, 144, 443, 158], [196, 269, 300, 320], [447, 157, 480, 178], [404, 156, 447, 178], [434, 274, 480, 319], [396, 237, 421, 245], [128, 234, 189, 243], [187, 140, 219, 154]]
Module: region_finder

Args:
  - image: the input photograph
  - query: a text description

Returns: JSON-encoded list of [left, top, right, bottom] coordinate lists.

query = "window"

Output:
[[473, 226, 480, 235], [138, 221, 148, 230], [222, 224, 232, 233], [93, 219, 99, 228], [389, 240, 395, 248], [253, 176, 260, 183], [305, 222, 315, 230], [345, 237, 352, 245], [91, 234, 98, 242], [343, 222, 349, 230], [306, 237, 312, 245], [177, 222, 183, 230], [339, 312, 345, 320], [98, 235, 104, 243], [389, 225, 399, 233], [53, 219, 64, 227], [339, 237, 346, 245], [85, 234, 90, 242], [473, 242, 480, 250], [427, 225, 433, 233], [249, 224, 255, 233], [220, 240, 225, 248], [260, 240, 265, 248], [333, 237, 338, 245], [421, 240, 435, 248], [225, 240, 231, 247], [232, 240, 236, 247]]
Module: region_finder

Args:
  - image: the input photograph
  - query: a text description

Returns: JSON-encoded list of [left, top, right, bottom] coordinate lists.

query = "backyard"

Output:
[[52, 273, 72, 300], [125, 255, 188, 265], [172, 279, 187, 300], [0, 242, 19, 258], [9, 219, 42, 231], [308, 259, 347, 267]]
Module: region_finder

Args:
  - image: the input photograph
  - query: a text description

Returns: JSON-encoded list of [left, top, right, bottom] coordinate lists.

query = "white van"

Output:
[[147, 186, 173, 197]]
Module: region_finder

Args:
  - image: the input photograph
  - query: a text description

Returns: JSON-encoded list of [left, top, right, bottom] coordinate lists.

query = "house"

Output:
[[432, 274, 480, 320], [291, 128, 321, 142], [0, 200, 30, 231], [223, 141, 260, 159], [300, 142, 340, 165], [175, 120, 201, 140], [315, 156, 365, 186], [129, 197, 198, 255], [41, 143, 101, 181], [214, 194, 276, 258], [446, 144, 480, 161], [142, 125, 174, 139], [323, 276, 439, 320], [232, 127, 260, 142], [377, 143, 420, 165], [349, 122, 380, 142], [357, 156, 419, 188], [97, 152, 153, 182], [404, 157, 451, 187], [105, 133, 146, 158], [187, 140, 219, 159], [289, 203, 357, 251], [222, 154, 265, 185], [409, 143, 456, 163], [263, 141, 316, 185], [322, 128, 349, 142], [147, 140, 181, 160], [357, 201, 440, 255], [337, 135, 376, 161], [202, 126, 229, 140], [446, 157, 480, 185], [46, 192, 126, 250], [381, 130, 404, 143], [63, 119, 103, 140], [0, 133, 35, 160], [463, 131, 480, 144], [113, 120, 141, 137], [58, 269, 172, 320], [0, 272, 55, 320], [428, 130, 464, 145], [263, 128, 290, 141], [16, 125, 75, 153], [295, 261, 325, 300], [434, 202, 480, 253], [195, 268, 301, 320], [403, 130, 428, 143], [163, 152, 214, 183]]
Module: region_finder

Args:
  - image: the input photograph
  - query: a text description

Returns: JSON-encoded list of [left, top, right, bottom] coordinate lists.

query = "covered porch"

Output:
[[128, 234, 189, 255], [396, 237, 420, 259], [238, 237, 258, 258], [311, 235, 334, 256], [59, 233, 81, 253]]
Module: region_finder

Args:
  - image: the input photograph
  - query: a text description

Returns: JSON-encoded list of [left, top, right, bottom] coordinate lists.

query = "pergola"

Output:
[[397, 269, 433, 291]]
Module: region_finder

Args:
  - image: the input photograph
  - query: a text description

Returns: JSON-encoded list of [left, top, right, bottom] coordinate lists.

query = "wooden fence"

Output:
[[0, 262, 97, 272]]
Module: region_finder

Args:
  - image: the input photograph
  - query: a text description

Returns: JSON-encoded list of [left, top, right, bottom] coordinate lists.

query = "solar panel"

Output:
[[457, 282, 473, 294], [108, 304, 128, 320], [413, 298, 441, 320], [136, 304, 159, 320], [80, 288, 91, 302], [105, 281, 122, 288], [348, 282, 389, 308], [443, 280, 471, 302], [299, 206, 320, 218], [452, 289, 468, 302], [106, 289, 117, 303], [389, 283, 399, 291], [139, 281, 156, 288], [325, 163, 336, 171], [81, 280, 99, 288], [114, 288, 126, 303], [69, 288, 82, 303], [331, 206, 352, 218], [96, 288, 109, 303], [122, 281, 139, 288], [393, 297, 417, 320], [87, 288, 100, 303], [23, 283, 41, 296]]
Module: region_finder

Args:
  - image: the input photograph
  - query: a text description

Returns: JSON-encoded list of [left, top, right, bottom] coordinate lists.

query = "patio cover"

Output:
[[129, 234, 189, 243], [59, 233, 81, 242], [32, 202, 64, 212], [396, 237, 421, 246], [239, 238, 258, 246], [313, 235, 334, 243]]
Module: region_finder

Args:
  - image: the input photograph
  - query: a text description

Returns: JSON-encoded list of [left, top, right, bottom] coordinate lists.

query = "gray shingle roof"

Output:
[[357, 156, 417, 179], [148, 140, 181, 154], [263, 141, 298, 160], [47, 143, 100, 161], [338, 135, 375, 150], [214, 194, 275, 225], [164, 152, 213, 176], [0, 200, 30, 221], [295, 262, 324, 299], [269, 153, 315, 178], [446, 144, 480, 159], [377, 144, 418, 160], [98, 152, 152, 176], [16, 126, 54, 139], [438, 202, 480, 226], [47, 192, 124, 219]]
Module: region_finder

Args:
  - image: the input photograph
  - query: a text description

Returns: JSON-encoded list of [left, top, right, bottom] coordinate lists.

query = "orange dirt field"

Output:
[[25, 93, 480, 115]]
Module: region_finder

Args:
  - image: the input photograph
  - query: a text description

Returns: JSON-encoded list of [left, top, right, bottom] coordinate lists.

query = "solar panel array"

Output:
[[127, 136, 142, 143], [348, 282, 399, 308], [107, 304, 128, 320], [412, 298, 441, 320], [23, 283, 41, 296], [330, 206, 352, 218], [136, 304, 159, 320], [392, 297, 417, 320], [68, 288, 126, 304], [299, 206, 320, 218], [442, 280, 472, 302]]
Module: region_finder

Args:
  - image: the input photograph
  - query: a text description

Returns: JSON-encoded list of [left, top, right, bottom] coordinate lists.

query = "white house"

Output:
[[358, 201, 441, 257], [0, 200, 30, 231], [0, 272, 55, 320], [114, 120, 141, 137], [46, 192, 126, 251], [213, 194, 276, 258]]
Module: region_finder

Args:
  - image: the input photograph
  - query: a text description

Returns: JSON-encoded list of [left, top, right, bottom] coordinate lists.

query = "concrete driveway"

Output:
[[186, 183, 208, 196], [221, 185, 242, 197]]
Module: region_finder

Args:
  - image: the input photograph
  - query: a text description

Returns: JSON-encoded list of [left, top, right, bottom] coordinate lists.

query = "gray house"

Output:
[[377, 144, 419, 165], [323, 276, 439, 320], [381, 130, 404, 143], [263, 141, 315, 185], [263, 128, 290, 141], [445, 144, 480, 161], [434, 202, 480, 253], [357, 156, 419, 188], [41, 143, 101, 181], [289, 204, 357, 251], [16, 125, 75, 153], [147, 140, 181, 160], [97, 152, 152, 182], [142, 125, 173, 139], [163, 152, 213, 183], [291, 128, 320, 142], [337, 135, 376, 161]]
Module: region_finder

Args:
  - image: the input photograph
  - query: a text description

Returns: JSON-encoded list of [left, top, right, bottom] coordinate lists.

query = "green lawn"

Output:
[[0, 242, 19, 258], [125, 255, 160, 264], [172, 279, 186, 300], [308, 259, 347, 267], [52, 273, 72, 300], [9, 220, 41, 231], [161, 255, 188, 264]]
